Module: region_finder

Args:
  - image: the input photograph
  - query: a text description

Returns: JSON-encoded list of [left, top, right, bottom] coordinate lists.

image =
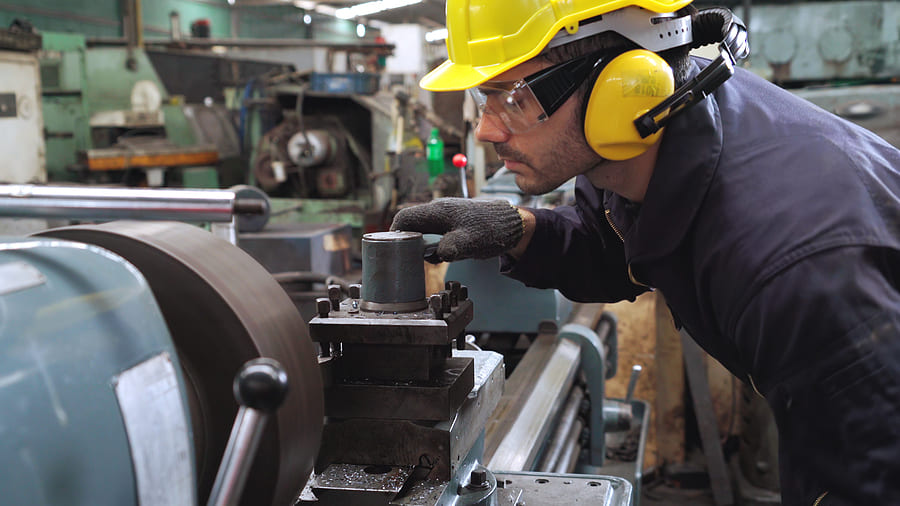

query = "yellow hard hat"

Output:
[[421, 0, 693, 91]]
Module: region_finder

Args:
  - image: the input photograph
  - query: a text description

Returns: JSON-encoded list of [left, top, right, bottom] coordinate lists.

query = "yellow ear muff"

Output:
[[584, 49, 675, 161]]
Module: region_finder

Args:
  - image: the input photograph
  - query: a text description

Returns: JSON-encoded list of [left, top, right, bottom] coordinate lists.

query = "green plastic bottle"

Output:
[[426, 127, 444, 182]]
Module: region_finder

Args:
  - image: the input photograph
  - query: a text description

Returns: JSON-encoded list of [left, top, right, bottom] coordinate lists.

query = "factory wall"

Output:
[[234, 4, 306, 39], [234, 7, 360, 43], [0, 0, 346, 41]]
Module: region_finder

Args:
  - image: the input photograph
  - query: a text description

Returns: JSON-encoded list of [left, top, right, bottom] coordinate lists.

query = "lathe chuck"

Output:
[[38, 220, 324, 506]]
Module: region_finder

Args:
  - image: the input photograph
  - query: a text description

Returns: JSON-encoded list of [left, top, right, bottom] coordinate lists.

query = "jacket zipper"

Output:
[[604, 208, 649, 288], [812, 491, 828, 506], [604, 208, 625, 241]]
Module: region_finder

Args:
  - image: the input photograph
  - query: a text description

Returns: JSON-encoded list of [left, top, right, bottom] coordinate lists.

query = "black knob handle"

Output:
[[233, 358, 289, 413]]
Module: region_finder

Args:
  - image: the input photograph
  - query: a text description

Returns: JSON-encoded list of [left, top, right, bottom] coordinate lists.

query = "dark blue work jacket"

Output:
[[504, 59, 900, 505]]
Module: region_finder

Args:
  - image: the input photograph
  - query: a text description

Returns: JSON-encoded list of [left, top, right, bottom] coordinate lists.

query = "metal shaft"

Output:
[[0, 184, 244, 222], [554, 418, 585, 474], [536, 385, 585, 472], [207, 408, 268, 506], [459, 166, 469, 198]]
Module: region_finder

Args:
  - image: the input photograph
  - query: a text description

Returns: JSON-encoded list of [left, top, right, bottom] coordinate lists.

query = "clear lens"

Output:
[[470, 81, 549, 134]]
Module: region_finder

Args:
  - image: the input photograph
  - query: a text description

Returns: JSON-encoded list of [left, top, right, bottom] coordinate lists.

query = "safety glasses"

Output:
[[470, 51, 606, 134]]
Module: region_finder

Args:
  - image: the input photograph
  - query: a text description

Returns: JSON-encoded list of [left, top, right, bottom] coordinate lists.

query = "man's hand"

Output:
[[390, 198, 525, 263]]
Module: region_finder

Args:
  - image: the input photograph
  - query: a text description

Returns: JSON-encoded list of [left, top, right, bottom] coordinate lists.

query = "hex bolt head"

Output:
[[316, 298, 331, 318], [327, 285, 342, 310], [459, 285, 468, 301], [439, 290, 451, 314], [446, 280, 461, 306], [429, 294, 444, 319], [349, 284, 361, 299], [467, 469, 489, 490]]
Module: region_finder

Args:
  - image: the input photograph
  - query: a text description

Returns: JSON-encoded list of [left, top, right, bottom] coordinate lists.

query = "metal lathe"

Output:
[[0, 185, 646, 506]]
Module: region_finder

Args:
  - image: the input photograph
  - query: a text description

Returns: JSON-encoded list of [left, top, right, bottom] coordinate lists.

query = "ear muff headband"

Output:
[[582, 8, 749, 160]]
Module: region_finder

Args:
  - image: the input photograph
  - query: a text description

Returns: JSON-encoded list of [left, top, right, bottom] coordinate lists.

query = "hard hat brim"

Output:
[[420, 59, 514, 91]]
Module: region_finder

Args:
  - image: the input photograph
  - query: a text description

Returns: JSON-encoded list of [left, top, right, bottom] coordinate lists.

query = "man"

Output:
[[391, 1, 900, 505]]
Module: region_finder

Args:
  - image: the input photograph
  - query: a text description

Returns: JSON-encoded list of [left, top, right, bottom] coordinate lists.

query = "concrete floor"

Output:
[[641, 480, 718, 505]]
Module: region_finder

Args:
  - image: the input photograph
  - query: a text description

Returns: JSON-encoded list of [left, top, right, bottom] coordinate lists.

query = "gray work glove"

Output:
[[390, 198, 524, 263]]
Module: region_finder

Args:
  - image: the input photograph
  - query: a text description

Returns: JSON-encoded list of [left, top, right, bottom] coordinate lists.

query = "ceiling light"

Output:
[[425, 28, 447, 42], [303, 14, 312, 24], [336, 0, 422, 20], [357, 23, 366, 37], [314, 4, 337, 16]]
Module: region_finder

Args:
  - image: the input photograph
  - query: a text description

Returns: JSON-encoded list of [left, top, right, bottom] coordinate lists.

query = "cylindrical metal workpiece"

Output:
[[360, 231, 426, 311], [0, 184, 239, 222]]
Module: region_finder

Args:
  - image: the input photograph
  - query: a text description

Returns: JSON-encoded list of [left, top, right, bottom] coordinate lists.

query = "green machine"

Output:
[[39, 32, 220, 187], [244, 75, 396, 234]]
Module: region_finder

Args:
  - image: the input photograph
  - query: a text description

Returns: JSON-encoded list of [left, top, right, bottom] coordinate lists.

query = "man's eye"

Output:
[[504, 93, 527, 108]]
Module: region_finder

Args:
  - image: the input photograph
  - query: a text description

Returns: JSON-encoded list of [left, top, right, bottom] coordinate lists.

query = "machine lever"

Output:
[[625, 364, 642, 404], [207, 358, 290, 506], [452, 153, 469, 198]]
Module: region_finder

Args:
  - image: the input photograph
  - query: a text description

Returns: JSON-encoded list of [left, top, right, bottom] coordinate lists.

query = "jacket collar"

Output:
[[604, 59, 724, 264]]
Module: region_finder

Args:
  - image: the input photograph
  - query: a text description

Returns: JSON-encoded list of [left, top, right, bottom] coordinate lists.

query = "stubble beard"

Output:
[[495, 121, 603, 195]]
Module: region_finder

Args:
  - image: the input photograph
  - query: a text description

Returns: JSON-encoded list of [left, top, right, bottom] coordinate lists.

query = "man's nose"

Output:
[[474, 111, 511, 144]]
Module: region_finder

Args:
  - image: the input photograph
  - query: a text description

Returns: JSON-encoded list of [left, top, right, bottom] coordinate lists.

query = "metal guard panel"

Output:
[[0, 238, 190, 506]]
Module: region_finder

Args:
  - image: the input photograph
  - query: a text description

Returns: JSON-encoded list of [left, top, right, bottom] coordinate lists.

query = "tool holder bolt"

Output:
[[328, 285, 342, 310], [316, 298, 331, 318], [459, 285, 468, 301], [439, 290, 451, 314], [349, 284, 361, 299], [445, 281, 461, 306], [429, 294, 444, 319]]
